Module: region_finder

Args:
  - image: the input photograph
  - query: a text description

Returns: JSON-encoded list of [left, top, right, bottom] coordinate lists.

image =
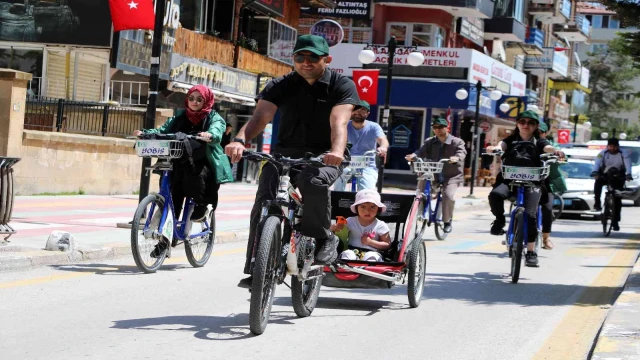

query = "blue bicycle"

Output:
[[410, 158, 453, 241], [488, 151, 557, 283], [339, 150, 378, 192], [130, 133, 215, 273]]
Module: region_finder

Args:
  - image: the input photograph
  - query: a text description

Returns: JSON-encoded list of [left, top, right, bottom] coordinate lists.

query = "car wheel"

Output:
[[634, 198, 640, 207]]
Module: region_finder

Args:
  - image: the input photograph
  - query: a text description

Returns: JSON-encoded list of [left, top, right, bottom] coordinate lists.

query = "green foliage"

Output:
[[584, 37, 640, 130], [598, 1, 640, 66]]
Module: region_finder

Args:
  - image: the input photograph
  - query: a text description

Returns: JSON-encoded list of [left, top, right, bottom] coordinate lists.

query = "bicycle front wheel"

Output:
[[185, 209, 215, 267], [249, 216, 281, 335], [131, 194, 167, 273], [413, 197, 427, 240], [552, 193, 564, 221], [510, 208, 525, 284], [602, 195, 613, 237], [291, 274, 322, 318]]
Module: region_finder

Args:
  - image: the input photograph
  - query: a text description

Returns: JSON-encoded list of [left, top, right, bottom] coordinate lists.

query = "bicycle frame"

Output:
[[144, 162, 212, 244], [505, 183, 543, 248], [420, 178, 443, 225]]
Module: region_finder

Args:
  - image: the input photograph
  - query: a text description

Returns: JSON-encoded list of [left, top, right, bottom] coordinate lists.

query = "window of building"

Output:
[[386, 22, 445, 47], [610, 16, 620, 29], [180, 0, 235, 40], [0, 47, 43, 97], [251, 18, 297, 65], [493, 0, 526, 22], [591, 15, 602, 28], [602, 15, 610, 28], [298, 15, 372, 44]]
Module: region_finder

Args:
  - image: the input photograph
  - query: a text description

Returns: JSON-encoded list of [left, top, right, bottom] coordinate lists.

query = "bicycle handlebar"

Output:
[[242, 150, 350, 168], [409, 157, 456, 164], [131, 133, 212, 143]]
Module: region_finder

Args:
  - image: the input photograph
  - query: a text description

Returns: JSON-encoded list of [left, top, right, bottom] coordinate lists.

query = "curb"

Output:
[[591, 255, 640, 359], [0, 230, 249, 272]]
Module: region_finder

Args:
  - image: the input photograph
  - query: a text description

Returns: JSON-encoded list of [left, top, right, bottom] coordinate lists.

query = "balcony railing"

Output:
[[174, 28, 235, 68], [576, 15, 591, 36], [237, 47, 293, 78], [525, 28, 545, 48], [560, 0, 571, 18]]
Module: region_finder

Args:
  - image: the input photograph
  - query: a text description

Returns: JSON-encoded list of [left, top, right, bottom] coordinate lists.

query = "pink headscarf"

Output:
[[185, 85, 215, 125]]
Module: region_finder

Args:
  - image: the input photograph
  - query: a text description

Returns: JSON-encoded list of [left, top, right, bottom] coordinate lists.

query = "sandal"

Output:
[[542, 238, 554, 250]]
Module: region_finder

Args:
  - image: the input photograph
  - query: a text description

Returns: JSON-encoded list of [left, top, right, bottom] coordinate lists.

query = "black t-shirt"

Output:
[[257, 69, 360, 158], [502, 134, 550, 167]]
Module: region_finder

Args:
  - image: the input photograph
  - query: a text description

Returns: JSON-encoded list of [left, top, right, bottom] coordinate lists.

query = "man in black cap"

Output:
[[591, 137, 633, 230], [405, 116, 466, 233], [225, 34, 360, 288]]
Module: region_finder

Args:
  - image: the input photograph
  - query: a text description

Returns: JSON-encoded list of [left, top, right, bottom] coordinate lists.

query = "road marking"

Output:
[[0, 273, 91, 289], [532, 240, 640, 360]]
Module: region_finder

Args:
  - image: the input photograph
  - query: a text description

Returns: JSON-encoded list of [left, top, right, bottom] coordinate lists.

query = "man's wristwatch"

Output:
[[232, 137, 246, 146]]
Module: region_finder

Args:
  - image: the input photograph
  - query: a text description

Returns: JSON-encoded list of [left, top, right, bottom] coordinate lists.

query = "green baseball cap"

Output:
[[357, 100, 370, 111], [538, 122, 549, 132], [432, 116, 449, 127], [293, 35, 330, 56], [517, 110, 540, 123]]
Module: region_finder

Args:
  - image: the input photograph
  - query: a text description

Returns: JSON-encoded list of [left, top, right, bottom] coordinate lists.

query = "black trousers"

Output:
[[594, 177, 623, 223], [244, 161, 343, 274], [489, 183, 542, 242], [540, 191, 553, 233], [162, 161, 220, 217]]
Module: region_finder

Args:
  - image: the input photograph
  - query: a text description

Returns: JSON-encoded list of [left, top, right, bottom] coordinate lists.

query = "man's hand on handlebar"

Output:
[[626, 174, 634, 181], [225, 142, 246, 163], [405, 153, 417, 162], [377, 147, 388, 157], [449, 156, 460, 164], [553, 150, 565, 159], [591, 171, 599, 179], [323, 151, 345, 166]]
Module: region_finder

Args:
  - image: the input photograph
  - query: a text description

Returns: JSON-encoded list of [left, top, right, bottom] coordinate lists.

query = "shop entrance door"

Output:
[[382, 107, 426, 173]]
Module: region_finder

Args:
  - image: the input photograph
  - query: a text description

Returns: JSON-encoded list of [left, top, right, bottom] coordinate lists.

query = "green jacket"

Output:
[[547, 140, 567, 193], [143, 109, 234, 184]]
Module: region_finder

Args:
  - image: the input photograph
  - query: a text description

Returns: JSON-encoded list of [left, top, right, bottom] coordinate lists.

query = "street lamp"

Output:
[[456, 80, 503, 198], [566, 114, 592, 143], [359, 37, 425, 193], [601, 129, 625, 139]]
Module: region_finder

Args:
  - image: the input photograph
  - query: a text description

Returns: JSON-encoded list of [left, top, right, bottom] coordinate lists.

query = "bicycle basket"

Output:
[[348, 155, 376, 169], [135, 140, 184, 159], [411, 161, 444, 176], [502, 165, 549, 181]]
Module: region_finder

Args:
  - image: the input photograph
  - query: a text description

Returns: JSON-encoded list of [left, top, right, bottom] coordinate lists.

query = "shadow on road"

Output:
[[50, 263, 187, 275], [111, 312, 297, 340], [273, 294, 408, 316]]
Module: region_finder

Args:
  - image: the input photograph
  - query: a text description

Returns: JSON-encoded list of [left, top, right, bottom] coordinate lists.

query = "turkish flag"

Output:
[[557, 129, 570, 144], [352, 69, 380, 105], [109, 0, 155, 32]]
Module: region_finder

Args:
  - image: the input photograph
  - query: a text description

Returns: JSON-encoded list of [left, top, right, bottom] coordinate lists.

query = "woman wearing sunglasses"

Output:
[[485, 110, 564, 267], [133, 84, 233, 224]]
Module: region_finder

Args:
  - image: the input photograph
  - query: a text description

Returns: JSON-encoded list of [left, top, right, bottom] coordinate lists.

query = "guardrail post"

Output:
[[101, 104, 109, 136], [55, 99, 65, 132]]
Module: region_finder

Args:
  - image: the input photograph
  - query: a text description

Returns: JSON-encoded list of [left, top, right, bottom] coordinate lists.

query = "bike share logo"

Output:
[[503, 167, 537, 180]]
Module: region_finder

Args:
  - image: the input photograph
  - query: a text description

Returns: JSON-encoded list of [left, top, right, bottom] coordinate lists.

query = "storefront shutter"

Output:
[[74, 59, 105, 102], [45, 51, 72, 99]]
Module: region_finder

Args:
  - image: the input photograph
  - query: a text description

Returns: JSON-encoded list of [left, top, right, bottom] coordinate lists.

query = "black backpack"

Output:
[[504, 138, 540, 167]]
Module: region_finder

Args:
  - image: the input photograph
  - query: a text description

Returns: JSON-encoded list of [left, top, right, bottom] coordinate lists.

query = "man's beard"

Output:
[[352, 115, 365, 123]]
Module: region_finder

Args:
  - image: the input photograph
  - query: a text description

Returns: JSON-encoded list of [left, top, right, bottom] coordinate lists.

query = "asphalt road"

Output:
[[2, 206, 639, 360]]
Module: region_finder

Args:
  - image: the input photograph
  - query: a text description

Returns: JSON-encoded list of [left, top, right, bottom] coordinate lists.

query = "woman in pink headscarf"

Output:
[[134, 85, 233, 247]]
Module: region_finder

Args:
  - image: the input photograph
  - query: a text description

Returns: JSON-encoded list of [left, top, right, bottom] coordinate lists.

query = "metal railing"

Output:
[[25, 97, 146, 137], [576, 15, 591, 36], [110, 80, 149, 106]]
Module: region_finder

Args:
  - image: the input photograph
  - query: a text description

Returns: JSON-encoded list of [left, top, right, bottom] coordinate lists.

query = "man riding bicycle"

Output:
[[334, 100, 389, 191], [225, 35, 360, 289], [404, 116, 466, 233], [591, 137, 632, 231]]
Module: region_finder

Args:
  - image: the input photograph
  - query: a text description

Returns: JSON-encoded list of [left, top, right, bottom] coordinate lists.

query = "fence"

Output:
[[24, 97, 146, 138]]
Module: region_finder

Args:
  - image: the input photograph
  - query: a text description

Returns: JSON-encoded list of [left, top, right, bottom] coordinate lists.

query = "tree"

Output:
[[598, 0, 640, 66], [584, 37, 640, 134]]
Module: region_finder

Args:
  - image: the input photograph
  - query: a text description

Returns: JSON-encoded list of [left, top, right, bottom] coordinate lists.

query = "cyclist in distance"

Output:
[[405, 116, 466, 233], [486, 110, 564, 267], [591, 137, 632, 231], [225, 35, 361, 289], [333, 100, 389, 191], [133, 85, 233, 255]]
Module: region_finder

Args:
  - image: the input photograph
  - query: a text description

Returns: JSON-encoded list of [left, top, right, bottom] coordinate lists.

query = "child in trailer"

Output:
[[330, 189, 391, 262]]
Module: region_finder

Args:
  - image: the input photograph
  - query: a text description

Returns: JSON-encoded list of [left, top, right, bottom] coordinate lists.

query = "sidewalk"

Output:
[[591, 255, 640, 359], [0, 183, 490, 271]]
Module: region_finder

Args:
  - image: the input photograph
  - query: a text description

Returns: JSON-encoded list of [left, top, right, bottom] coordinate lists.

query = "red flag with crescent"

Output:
[[352, 69, 380, 105]]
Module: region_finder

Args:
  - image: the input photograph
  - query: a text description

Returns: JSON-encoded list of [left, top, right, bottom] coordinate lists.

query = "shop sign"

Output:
[[301, 1, 370, 19], [479, 121, 492, 133], [246, 0, 284, 18], [548, 96, 570, 121], [580, 67, 590, 88], [170, 54, 258, 97], [310, 20, 344, 47], [557, 129, 571, 144], [552, 51, 569, 77], [114, 0, 181, 79], [457, 17, 485, 47], [262, 124, 273, 153], [524, 48, 568, 77], [390, 125, 411, 148], [258, 75, 273, 94], [469, 51, 526, 96]]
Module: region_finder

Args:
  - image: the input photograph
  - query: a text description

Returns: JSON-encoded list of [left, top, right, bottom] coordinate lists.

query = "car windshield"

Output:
[[559, 161, 593, 179], [622, 147, 640, 166]]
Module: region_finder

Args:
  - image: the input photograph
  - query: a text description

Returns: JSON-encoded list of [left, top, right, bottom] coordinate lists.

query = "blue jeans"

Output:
[[334, 167, 378, 191]]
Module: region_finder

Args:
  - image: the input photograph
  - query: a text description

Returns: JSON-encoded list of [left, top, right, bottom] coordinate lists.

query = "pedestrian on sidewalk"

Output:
[[333, 100, 389, 191], [405, 116, 466, 233], [133, 85, 233, 224]]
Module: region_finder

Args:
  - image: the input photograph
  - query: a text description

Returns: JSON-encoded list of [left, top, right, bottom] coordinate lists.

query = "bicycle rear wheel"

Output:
[[249, 216, 281, 335], [552, 193, 564, 221], [131, 194, 167, 273], [510, 208, 525, 284], [434, 195, 448, 240], [602, 195, 613, 237], [291, 274, 322, 318], [185, 209, 215, 267]]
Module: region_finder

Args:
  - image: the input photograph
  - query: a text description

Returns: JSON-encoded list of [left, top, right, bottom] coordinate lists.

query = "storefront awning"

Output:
[[168, 81, 256, 107], [549, 79, 592, 94]]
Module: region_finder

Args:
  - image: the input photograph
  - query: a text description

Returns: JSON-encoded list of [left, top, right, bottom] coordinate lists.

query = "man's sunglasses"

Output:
[[293, 54, 322, 64], [517, 119, 538, 126], [432, 125, 446, 130]]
